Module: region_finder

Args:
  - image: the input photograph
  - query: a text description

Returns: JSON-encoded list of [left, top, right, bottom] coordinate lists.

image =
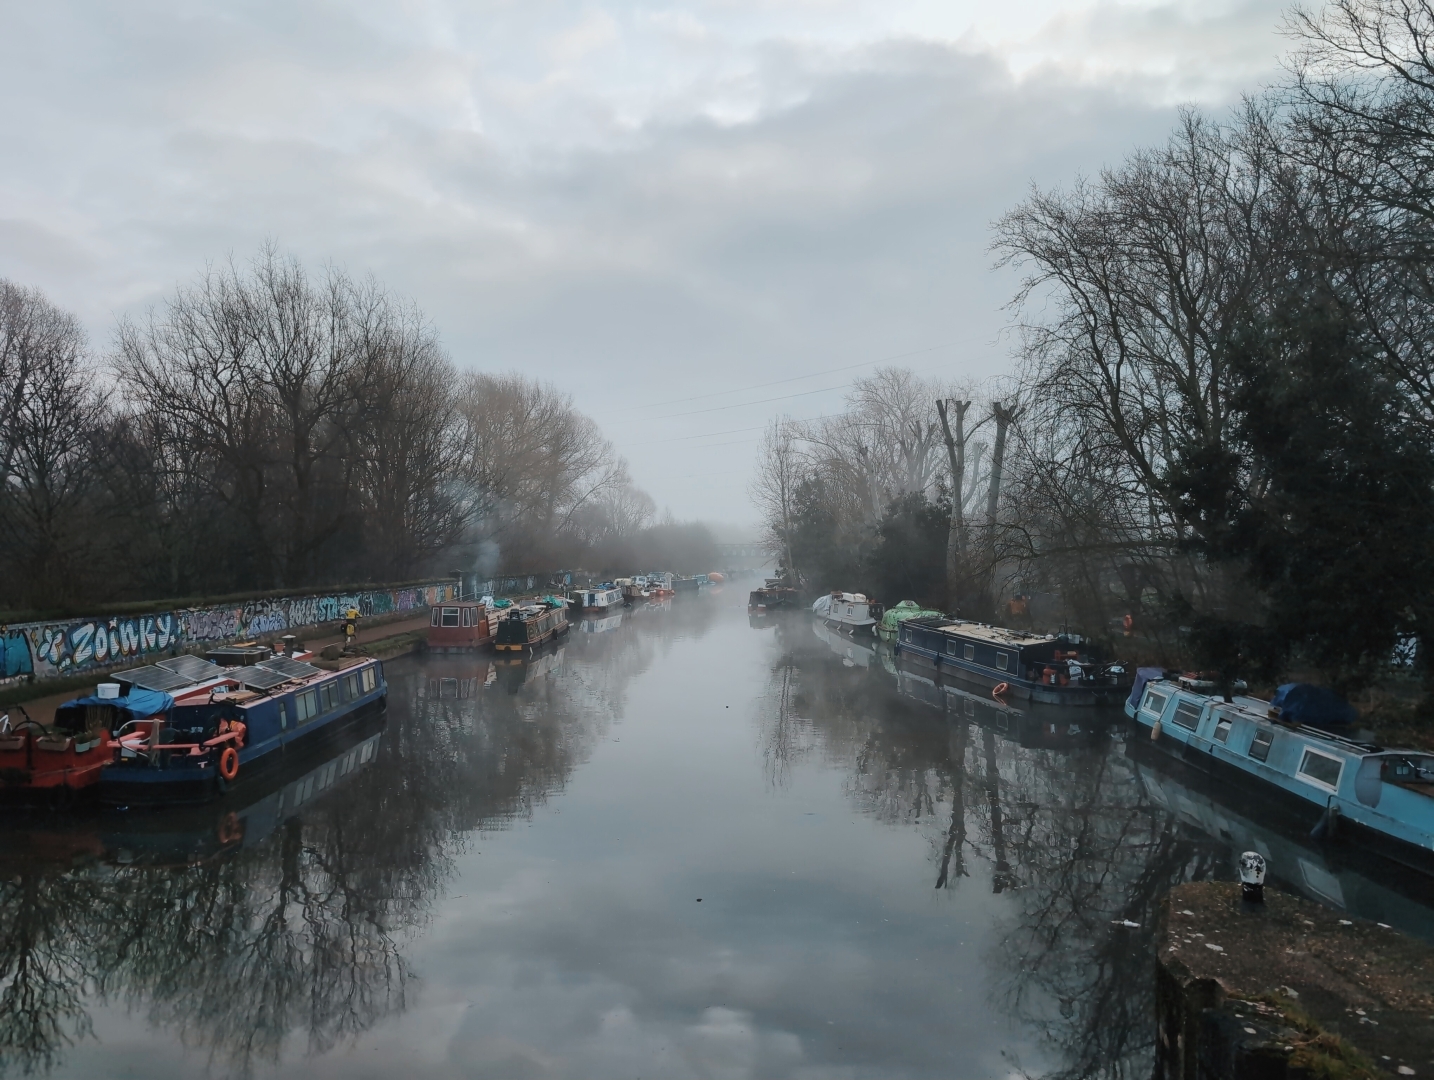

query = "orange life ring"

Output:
[[992, 682, 1010, 700], [218, 746, 240, 782]]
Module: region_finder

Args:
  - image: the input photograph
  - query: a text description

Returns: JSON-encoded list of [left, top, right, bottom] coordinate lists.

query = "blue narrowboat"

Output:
[[1126, 674, 1434, 872], [893, 617, 1130, 706], [98, 651, 387, 806]]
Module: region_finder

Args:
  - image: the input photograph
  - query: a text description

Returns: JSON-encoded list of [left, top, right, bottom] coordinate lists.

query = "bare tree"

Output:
[[749, 417, 806, 581]]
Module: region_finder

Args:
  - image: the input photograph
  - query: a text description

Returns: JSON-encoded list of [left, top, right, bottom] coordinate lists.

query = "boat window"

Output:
[[901, 627, 910, 642], [441, 607, 460, 627], [344, 674, 358, 700], [430, 608, 440, 627], [462, 607, 474, 627], [320, 683, 336, 712], [996, 652, 1009, 671], [278, 699, 288, 730], [362, 667, 376, 692], [1141, 689, 1168, 717], [1298, 749, 1343, 790], [296, 690, 318, 724], [946, 640, 957, 656], [1249, 729, 1274, 762], [964, 644, 975, 661], [1172, 700, 1202, 730], [1213, 718, 1232, 743]]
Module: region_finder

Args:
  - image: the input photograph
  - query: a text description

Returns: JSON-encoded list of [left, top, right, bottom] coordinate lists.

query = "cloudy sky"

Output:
[[1, 0, 1292, 527]]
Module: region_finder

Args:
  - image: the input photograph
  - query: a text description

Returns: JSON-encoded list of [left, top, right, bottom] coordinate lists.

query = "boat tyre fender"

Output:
[[217, 811, 243, 845], [992, 682, 1009, 701], [1310, 800, 1341, 842], [1150, 719, 1162, 741], [219, 746, 240, 783]]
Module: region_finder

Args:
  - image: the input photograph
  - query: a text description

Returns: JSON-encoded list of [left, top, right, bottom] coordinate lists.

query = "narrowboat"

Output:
[[428, 600, 496, 651], [812, 591, 884, 635], [1126, 674, 1434, 872], [673, 575, 702, 594], [894, 617, 1130, 705], [494, 597, 571, 652], [0, 651, 237, 799], [876, 600, 944, 643], [1126, 744, 1434, 936], [97, 650, 387, 805], [645, 573, 675, 598], [748, 581, 800, 614], [573, 584, 624, 612], [616, 577, 649, 602]]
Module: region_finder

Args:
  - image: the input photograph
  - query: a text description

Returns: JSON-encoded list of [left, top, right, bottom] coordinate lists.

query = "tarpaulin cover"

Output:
[[1270, 683, 1357, 729], [58, 688, 174, 725], [1128, 668, 1167, 710]]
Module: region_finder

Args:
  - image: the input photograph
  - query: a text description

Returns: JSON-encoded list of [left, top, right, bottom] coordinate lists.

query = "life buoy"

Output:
[[992, 682, 1010, 700], [218, 746, 240, 782]]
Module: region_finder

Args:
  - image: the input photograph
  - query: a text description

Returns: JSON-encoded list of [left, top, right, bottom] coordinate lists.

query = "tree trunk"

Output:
[[936, 398, 970, 611]]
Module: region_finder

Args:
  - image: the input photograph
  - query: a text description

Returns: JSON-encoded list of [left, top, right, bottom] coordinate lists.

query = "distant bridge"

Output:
[[715, 542, 769, 561]]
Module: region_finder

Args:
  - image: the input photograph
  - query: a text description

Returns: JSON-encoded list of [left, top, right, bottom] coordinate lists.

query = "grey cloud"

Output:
[[0, 1, 1289, 522]]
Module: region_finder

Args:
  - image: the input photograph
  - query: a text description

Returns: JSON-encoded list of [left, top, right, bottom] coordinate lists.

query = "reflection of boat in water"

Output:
[[1126, 739, 1434, 941], [579, 612, 624, 634], [0, 717, 386, 870], [496, 646, 566, 692], [811, 620, 896, 674], [894, 661, 1111, 750]]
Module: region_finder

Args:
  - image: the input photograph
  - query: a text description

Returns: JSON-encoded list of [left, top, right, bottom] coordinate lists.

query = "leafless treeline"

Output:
[[0, 248, 662, 612], [755, 2, 1434, 674]]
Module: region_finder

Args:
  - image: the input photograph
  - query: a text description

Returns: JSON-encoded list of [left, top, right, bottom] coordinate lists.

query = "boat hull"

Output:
[[895, 642, 1129, 706], [97, 696, 387, 807]]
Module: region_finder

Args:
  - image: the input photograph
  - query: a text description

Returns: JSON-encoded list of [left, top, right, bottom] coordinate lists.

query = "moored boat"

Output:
[[573, 584, 624, 612], [97, 649, 387, 806], [894, 617, 1129, 705], [813, 591, 884, 635], [748, 581, 800, 614], [644, 573, 675, 598], [494, 597, 571, 652], [428, 600, 497, 651], [1126, 673, 1434, 872], [876, 600, 944, 643]]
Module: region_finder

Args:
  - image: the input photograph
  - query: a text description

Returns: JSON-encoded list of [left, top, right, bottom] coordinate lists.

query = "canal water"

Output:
[[4, 586, 1434, 1079]]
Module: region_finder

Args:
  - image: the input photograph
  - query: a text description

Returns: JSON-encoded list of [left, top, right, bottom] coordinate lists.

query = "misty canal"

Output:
[[5, 587, 1434, 1080]]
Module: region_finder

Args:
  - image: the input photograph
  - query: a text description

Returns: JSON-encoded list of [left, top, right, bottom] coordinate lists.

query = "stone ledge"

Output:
[[1155, 881, 1434, 1079]]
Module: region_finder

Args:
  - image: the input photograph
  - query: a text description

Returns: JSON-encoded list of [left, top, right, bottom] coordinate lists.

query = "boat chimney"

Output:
[[281, 634, 298, 656]]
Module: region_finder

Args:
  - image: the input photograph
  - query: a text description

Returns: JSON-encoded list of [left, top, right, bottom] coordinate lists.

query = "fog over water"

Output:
[[3, 587, 1431, 1079]]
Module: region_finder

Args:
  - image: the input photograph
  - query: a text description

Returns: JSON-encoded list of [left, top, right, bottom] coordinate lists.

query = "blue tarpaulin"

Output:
[[1128, 667, 1166, 709], [1269, 683, 1357, 729], [57, 688, 174, 725]]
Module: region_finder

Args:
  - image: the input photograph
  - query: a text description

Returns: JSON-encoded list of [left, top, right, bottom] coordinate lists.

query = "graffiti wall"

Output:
[[0, 582, 459, 686]]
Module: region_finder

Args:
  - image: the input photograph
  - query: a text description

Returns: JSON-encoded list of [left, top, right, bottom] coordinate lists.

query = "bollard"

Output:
[[1238, 851, 1266, 903]]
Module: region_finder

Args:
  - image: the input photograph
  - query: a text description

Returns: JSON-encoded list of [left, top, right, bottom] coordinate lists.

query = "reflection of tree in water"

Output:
[[0, 606, 711, 1079], [0, 864, 102, 1077], [761, 632, 1222, 1080]]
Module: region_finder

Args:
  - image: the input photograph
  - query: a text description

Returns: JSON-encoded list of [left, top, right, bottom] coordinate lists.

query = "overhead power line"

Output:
[[637, 338, 976, 411]]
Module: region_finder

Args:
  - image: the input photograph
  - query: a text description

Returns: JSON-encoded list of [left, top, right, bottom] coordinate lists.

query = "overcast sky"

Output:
[[0, 0, 1292, 529]]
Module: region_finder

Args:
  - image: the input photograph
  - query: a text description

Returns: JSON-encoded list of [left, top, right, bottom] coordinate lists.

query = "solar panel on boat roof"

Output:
[[117, 665, 193, 693], [226, 665, 291, 691], [156, 654, 224, 682], [258, 655, 322, 680]]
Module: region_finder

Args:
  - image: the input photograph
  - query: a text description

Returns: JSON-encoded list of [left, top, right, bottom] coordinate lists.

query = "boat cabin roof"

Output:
[[918, 619, 1061, 649]]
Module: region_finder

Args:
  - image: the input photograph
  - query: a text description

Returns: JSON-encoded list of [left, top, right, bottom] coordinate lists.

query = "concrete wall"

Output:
[[0, 582, 460, 687]]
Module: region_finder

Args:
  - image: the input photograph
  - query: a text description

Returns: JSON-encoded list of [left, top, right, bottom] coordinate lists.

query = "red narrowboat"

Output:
[[428, 601, 496, 651]]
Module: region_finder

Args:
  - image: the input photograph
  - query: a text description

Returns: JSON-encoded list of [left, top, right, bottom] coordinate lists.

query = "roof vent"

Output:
[[96, 682, 121, 700]]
